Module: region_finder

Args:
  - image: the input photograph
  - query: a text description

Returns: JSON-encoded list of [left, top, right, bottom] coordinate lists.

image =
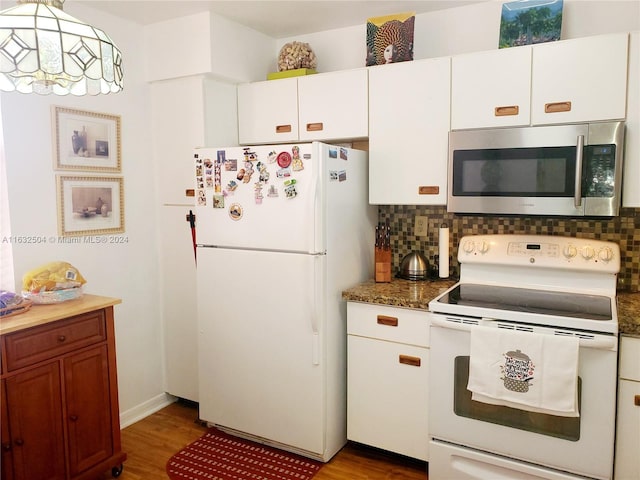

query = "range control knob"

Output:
[[581, 246, 595, 260], [598, 247, 614, 262], [478, 241, 490, 254], [462, 241, 475, 254], [563, 244, 578, 259]]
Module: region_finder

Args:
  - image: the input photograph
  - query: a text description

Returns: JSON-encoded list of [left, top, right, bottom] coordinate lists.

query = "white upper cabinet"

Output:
[[451, 33, 629, 130], [451, 46, 532, 130], [368, 57, 451, 205], [531, 33, 628, 125], [237, 77, 299, 145], [237, 69, 368, 145], [298, 68, 368, 141]]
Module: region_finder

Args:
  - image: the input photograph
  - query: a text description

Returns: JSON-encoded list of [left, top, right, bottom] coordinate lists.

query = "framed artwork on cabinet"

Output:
[[51, 106, 121, 172], [366, 12, 415, 66], [56, 175, 125, 237], [499, 0, 563, 48]]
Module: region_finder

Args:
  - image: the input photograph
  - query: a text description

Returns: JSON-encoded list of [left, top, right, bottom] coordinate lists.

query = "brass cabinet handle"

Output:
[[275, 124, 292, 133], [545, 101, 572, 113], [377, 315, 398, 327], [306, 122, 324, 132], [634, 395, 640, 406], [399, 355, 421, 367], [418, 186, 439, 195], [58, 335, 66, 342], [494, 105, 519, 116]]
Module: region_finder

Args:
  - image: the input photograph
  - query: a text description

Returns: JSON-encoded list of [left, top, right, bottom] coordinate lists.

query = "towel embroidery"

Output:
[[501, 349, 535, 393]]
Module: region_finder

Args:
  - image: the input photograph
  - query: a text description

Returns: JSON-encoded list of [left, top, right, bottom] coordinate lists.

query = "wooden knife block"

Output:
[[375, 248, 392, 283]]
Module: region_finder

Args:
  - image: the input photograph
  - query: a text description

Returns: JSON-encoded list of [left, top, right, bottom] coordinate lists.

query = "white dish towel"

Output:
[[467, 325, 580, 417]]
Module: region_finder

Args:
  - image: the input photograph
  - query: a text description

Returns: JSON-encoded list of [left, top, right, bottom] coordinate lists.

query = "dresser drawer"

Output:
[[4, 310, 106, 371], [347, 302, 429, 347]]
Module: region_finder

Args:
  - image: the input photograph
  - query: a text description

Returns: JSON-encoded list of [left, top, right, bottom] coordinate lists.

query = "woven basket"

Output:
[[23, 286, 83, 304], [0, 297, 33, 318]]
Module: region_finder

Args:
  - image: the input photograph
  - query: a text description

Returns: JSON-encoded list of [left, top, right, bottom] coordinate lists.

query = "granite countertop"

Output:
[[343, 279, 640, 337]]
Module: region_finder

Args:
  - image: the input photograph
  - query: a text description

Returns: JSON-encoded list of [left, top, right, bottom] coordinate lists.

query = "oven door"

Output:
[[429, 315, 617, 480]]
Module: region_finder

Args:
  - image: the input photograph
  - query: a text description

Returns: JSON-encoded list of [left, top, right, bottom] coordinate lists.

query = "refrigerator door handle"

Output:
[[310, 144, 323, 254], [311, 254, 321, 365]]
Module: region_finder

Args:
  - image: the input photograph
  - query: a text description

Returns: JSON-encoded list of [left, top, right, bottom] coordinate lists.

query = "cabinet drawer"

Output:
[[347, 302, 429, 347], [4, 310, 106, 371], [619, 336, 640, 381]]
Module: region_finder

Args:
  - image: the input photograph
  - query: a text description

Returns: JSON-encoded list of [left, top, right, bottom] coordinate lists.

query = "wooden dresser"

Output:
[[0, 294, 126, 480]]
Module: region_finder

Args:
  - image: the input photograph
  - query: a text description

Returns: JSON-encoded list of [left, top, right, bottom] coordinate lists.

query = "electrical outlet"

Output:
[[414, 216, 428, 237]]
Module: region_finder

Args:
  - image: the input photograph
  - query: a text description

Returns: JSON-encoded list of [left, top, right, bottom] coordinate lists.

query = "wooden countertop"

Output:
[[0, 294, 122, 335], [343, 279, 640, 337]]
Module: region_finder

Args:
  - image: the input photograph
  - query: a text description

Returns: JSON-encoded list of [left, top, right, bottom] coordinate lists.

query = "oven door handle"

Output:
[[430, 315, 618, 350]]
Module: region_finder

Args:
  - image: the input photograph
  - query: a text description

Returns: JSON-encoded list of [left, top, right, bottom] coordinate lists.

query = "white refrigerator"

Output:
[[193, 142, 375, 461]]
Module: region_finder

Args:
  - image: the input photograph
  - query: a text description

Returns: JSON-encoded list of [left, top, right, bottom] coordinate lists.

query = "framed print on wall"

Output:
[[57, 175, 125, 237], [52, 106, 122, 172]]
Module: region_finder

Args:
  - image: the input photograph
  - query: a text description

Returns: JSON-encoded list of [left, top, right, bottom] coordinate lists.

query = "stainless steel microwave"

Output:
[[448, 121, 625, 217]]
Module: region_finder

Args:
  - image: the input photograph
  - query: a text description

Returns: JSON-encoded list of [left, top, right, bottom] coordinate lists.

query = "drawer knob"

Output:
[[58, 335, 66, 342], [69, 414, 78, 422], [634, 395, 640, 406], [377, 315, 398, 327], [2, 443, 11, 452], [14, 439, 24, 446]]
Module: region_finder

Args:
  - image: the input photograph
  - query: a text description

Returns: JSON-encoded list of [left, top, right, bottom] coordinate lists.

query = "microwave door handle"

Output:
[[574, 135, 584, 208]]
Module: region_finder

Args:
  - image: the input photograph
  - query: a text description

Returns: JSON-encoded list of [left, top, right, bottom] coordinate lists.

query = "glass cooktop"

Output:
[[437, 283, 612, 321]]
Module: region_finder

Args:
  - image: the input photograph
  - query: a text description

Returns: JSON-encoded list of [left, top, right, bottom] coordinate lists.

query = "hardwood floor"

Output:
[[98, 399, 427, 479]]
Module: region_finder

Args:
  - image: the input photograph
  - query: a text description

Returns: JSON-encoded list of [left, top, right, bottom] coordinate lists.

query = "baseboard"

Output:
[[119, 392, 176, 428]]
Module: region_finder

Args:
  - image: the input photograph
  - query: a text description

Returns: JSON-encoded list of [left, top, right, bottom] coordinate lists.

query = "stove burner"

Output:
[[439, 284, 612, 321]]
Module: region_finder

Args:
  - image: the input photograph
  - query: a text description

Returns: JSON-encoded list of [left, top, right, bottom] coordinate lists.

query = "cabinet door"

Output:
[[159, 205, 198, 402], [64, 345, 113, 478], [451, 46, 532, 129], [623, 31, 639, 208], [531, 33, 628, 125], [369, 57, 450, 205], [614, 379, 640, 479], [237, 78, 299, 144], [298, 69, 368, 141], [1, 380, 15, 480], [5, 363, 66, 480], [347, 335, 429, 461]]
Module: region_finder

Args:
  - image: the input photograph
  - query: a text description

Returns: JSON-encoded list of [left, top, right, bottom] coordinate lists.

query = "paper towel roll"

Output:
[[439, 224, 449, 278]]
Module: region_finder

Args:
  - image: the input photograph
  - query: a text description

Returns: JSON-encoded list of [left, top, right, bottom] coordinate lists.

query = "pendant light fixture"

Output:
[[0, 0, 123, 95]]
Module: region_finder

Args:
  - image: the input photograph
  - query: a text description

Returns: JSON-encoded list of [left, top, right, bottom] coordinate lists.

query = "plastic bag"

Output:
[[22, 261, 86, 293]]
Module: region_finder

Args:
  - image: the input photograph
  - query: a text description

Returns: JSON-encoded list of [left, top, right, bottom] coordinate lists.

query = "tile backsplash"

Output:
[[379, 206, 640, 292]]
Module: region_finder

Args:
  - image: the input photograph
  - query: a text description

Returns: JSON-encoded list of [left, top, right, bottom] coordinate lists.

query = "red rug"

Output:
[[166, 427, 323, 480]]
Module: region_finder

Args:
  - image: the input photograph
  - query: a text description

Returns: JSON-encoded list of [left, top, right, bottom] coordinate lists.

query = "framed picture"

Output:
[[52, 106, 121, 172], [56, 175, 125, 237], [366, 12, 415, 66], [499, 0, 563, 48]]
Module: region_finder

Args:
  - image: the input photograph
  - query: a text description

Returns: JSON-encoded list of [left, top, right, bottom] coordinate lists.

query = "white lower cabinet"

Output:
[[615, 336, 640, 479], [347, 302, 429, 461]]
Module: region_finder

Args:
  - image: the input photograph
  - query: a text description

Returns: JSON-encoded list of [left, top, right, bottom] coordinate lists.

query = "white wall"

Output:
[[0, 2, 170, 425], [275, 0, 640, 74]]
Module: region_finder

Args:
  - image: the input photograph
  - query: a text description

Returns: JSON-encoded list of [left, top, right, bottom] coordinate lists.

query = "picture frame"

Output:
[[499, 0, 563, 48], [56, 175, 125, 237], [52, 106, 121, 172]]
